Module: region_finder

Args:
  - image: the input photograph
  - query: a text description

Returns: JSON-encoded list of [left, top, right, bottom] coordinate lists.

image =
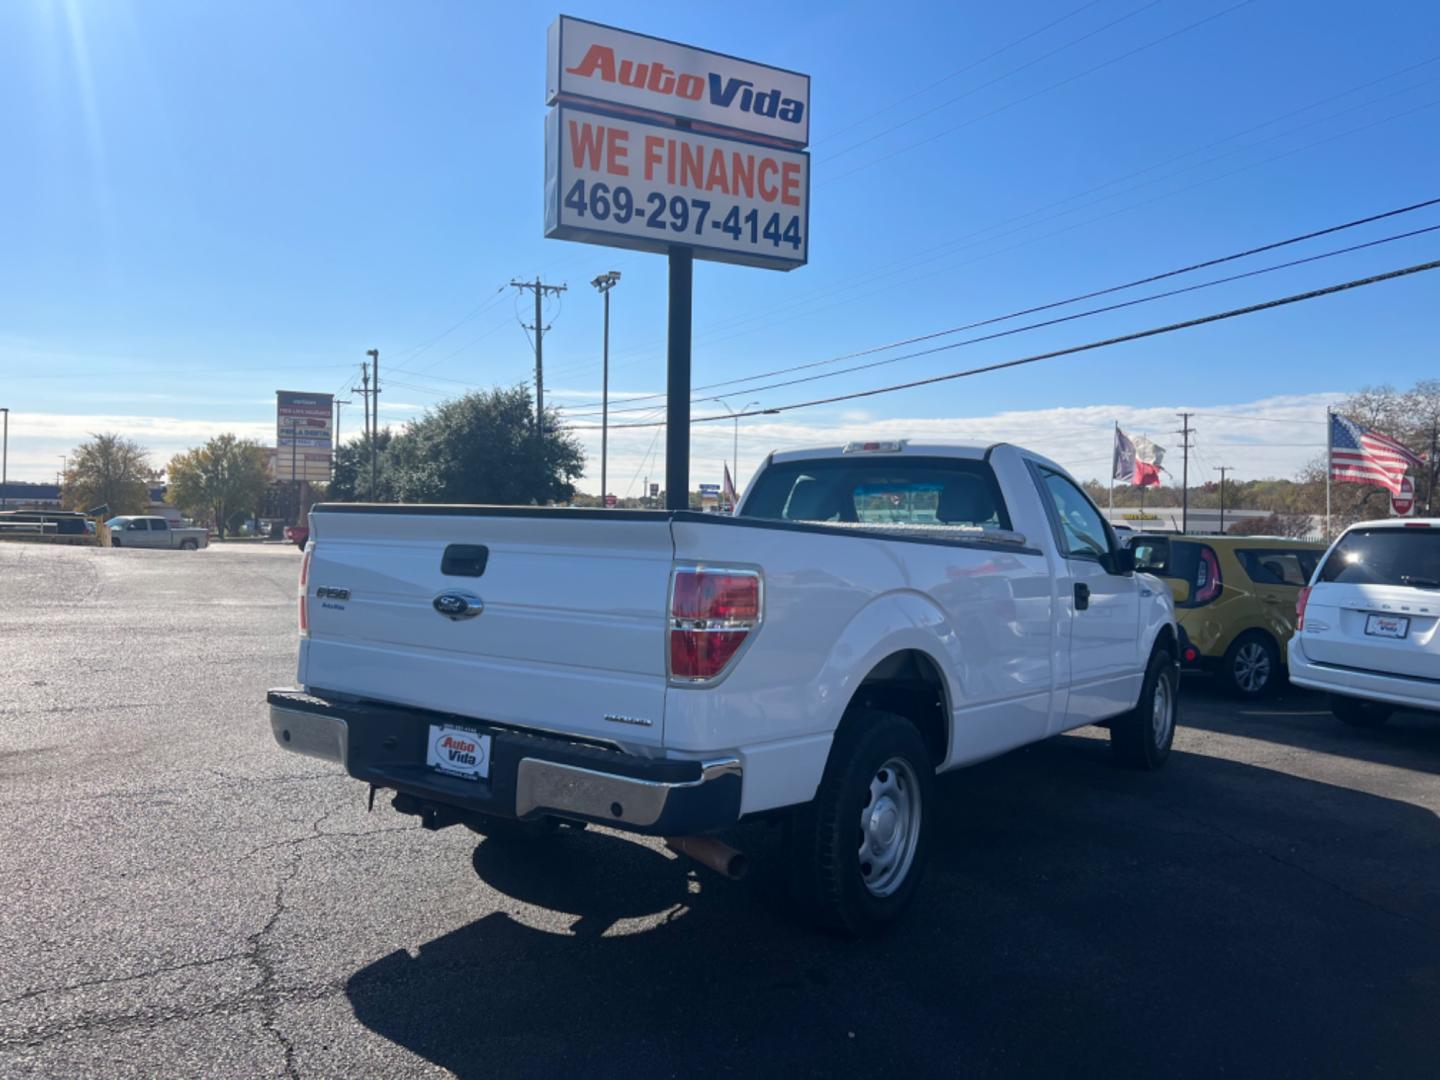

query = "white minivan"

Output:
[[1289, 519, 1440, 726]]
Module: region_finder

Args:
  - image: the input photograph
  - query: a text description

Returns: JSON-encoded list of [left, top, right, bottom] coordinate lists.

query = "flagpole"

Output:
[[1109, 422, 1116, 518], [1325, 407, 1333, 539]]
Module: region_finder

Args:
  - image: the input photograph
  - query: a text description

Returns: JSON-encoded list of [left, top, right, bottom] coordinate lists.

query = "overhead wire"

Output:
[[600, 59, 1439, 368], [557, 198, 1440, 419], [567, 258, 1440, 430]]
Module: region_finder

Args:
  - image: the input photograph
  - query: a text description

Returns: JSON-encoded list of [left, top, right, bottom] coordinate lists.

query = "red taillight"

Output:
[[669, 568, 761, 682], [1184, 646, 1198, 663], [1296, 585, 1311, 630], [1194, 545, 1222, 605], [298, 545, 312, 636]]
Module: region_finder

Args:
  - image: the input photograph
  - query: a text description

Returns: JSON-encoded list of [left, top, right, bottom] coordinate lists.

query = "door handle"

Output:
[[1074, 582, 1090, 611]]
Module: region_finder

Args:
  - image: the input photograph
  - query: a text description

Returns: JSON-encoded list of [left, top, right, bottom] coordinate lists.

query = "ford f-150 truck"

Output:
[[268, 441, 1178, 934]]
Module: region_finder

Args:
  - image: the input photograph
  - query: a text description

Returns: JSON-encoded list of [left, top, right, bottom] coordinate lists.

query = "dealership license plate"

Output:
[[425, 724, 492, 780], [1364, 614, 1410, 640]]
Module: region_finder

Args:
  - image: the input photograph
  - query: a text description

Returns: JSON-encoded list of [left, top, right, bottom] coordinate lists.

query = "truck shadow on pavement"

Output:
[[1181, 677, 1440, 775], [345, 734, 1440, 1079]]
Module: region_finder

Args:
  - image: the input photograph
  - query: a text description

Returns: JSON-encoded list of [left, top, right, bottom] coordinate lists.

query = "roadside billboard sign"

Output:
[[545, 106, 808, 270], [275, 391, 333, 484], [548, 16, 810, 146]]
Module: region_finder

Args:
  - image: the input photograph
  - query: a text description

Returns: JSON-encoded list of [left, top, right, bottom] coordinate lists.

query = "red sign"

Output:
[[1391, 474, 1416, 516], [604, 494, 617, 507]]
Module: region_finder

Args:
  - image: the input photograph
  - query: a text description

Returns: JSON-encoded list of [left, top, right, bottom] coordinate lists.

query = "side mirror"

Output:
[[1107, 546, 1136, 575]]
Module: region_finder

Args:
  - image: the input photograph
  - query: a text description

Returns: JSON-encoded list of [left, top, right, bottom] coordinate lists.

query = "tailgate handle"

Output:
[[442, 544, 489, 577]]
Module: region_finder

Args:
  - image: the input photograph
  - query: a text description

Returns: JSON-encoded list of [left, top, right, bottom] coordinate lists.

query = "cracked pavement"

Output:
[[2, 542, 1438, 1077]]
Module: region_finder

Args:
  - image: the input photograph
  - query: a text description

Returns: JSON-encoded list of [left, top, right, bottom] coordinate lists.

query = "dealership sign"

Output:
[[548, 16, 809, 145], [545, 106, 808, 270]]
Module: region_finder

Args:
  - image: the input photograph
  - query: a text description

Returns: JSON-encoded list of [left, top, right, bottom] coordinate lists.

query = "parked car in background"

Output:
[[283, 524, 309, 549], [1289, 519, 1440, 727], [269, 440, 1178, 935], [105, 516, 209, 550], [0, 509, 91, 536], [1131, 533, 1327, 698]]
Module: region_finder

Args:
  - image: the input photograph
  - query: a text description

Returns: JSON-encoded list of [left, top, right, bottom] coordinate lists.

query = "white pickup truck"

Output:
[[269, 441, 1177, 934]]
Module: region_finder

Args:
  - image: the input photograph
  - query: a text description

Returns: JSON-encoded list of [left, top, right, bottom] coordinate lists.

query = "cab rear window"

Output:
[[1319, 527, 1440, 588], [741, 456, 1011, 530]]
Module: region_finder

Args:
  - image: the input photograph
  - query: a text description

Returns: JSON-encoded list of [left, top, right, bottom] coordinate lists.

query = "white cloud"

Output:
[[2, 393, 1342, 496], [570, 392, 1341, 497]]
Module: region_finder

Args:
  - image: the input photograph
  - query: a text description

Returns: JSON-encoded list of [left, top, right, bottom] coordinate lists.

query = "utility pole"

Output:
[[332, 398, 351, 482], [590, 271, 621, 505], [511, 277, 567, 436], [352, 364, 373, 497], [365, 349, 379, 498], [1215, 466, 1232, 534], [1, 407, 8, 510], [1429, 419, 1438, 515], [1176, 412, 1195, 534]]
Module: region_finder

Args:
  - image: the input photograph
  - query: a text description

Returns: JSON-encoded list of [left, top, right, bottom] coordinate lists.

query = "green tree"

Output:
[[165, 434, 271, 539], [63, 433, 151, 516], [330, 388, 585, 505]]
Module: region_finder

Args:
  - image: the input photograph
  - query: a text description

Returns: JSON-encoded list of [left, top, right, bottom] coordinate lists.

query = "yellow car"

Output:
[[1130, 534, 1328, 698]]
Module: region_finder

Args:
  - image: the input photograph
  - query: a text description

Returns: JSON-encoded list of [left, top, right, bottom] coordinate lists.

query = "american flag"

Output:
[[1330, 413, 1424, 494]]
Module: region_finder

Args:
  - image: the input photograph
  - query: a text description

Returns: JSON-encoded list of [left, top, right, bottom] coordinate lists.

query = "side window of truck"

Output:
[[1035, 468, 1111, 560]]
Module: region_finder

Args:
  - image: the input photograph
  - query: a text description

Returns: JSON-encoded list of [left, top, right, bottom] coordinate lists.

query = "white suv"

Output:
[[1289, 518, 1440, 727]]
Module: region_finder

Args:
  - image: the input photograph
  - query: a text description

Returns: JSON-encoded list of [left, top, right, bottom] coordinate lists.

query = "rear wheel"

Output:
[[1223, 631, 1279, 699], [1331, 695, 1392, 728], [1110, 647, 1178, 769], [787, 710, 935, 937], [180, 539, 198, 550]]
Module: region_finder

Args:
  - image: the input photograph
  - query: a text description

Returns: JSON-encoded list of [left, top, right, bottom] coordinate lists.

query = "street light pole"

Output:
[[716, 398, 766, 508], [1, 407, 8, 509], [1215, 466, 1232, 534], [590, 271, 621, 506]]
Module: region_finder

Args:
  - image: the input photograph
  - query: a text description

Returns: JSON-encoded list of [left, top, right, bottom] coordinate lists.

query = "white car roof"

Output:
[[1341, 518, 1440, 531], [766, 441, 1074, 478]]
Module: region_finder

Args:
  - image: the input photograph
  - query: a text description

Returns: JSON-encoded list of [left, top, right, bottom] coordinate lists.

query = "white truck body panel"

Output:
[[294, 442, 1174, 817]]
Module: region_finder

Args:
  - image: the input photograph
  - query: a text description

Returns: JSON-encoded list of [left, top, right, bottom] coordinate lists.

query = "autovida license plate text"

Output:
[[426, 724, 491, 780]]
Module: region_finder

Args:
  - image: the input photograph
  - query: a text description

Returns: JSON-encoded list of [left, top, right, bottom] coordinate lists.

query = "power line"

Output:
[[559, 202, 1440, 419], [827, 0, 1257, 183], [820, 0, 1162, 163], [571, 258, 1440, 430], [598, 62, 1439, 369], [817, 0, 1104, 146]]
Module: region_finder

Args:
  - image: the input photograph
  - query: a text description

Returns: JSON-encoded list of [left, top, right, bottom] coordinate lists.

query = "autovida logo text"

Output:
[[437, 734, 481, 768], [565, 45, 804, 125]]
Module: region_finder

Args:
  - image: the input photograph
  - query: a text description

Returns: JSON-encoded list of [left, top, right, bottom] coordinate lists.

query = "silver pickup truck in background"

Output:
[[105, 515, 209, 550]]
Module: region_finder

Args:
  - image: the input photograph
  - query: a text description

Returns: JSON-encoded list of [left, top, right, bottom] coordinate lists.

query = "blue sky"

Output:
[[2, 0, 1437, 495]]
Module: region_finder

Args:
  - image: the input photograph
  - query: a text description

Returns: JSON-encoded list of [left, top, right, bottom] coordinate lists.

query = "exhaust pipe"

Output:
[[665, 835, 748, 880]]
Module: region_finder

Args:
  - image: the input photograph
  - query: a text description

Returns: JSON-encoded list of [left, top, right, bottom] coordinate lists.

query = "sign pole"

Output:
[[666, 246, 693, 511]]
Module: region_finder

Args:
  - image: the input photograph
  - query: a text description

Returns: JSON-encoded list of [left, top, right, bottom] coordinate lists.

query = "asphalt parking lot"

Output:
[[1, 542, 1437, 1078]]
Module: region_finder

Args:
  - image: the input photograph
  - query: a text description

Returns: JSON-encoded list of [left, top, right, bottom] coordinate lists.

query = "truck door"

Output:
[[1032, 466, 1142, 726], [147, 519, 170, 548]]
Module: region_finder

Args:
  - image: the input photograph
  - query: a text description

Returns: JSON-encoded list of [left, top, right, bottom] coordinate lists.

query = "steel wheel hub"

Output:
[[858, 757, 922, 898], [1152, 674, 1174, 745]]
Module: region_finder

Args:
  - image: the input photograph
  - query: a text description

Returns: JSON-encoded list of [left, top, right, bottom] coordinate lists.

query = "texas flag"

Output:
[[1113, 427, 1165, 487], [722, 464, 738, 508]]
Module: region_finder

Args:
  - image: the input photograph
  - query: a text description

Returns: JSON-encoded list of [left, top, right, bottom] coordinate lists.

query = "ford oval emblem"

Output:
[[433, 592, 483, 620]]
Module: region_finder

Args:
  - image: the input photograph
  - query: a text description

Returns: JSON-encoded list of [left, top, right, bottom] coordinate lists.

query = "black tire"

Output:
[[1331, 695, 1392, 728], [786, 710, 935, 937], [1222, 630, 1280, 699], [1110, 647, 1178, 769], [180, 539, 198, 550], [110, 536, 122, 548]]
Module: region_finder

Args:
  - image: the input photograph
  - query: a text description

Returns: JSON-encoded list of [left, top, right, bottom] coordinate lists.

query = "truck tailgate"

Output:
[[301, 508, 674, 747]]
